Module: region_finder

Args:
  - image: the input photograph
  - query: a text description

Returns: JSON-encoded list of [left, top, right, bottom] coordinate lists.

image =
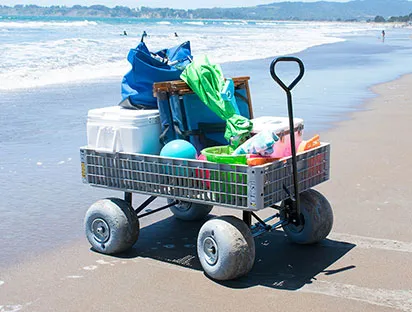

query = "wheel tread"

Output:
[[282, 190, 333, 244]]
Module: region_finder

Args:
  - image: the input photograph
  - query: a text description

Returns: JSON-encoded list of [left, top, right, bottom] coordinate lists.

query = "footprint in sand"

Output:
[[96, 259, 115, 266], [65, 275, 84, 279], [0, 304, 23, 312]]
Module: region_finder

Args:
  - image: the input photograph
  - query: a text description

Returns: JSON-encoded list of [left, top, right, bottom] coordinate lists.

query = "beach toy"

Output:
[[201, 146, 247, 202], [201, 146, 247, 165], [298, 134, 321, 153], [197, 154, 207, 161], [251, 116, 304, 158], [195, 154, 211, 189], [160, 139, 197, 159], [246, 154, 279, 166], [160, 140, 197, 177], [233, 130, 279, 156]]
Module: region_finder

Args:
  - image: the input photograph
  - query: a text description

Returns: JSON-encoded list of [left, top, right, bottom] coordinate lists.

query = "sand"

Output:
[[1, 74, 412, 312]]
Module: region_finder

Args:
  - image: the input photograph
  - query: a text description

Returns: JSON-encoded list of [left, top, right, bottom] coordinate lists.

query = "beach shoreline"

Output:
[[318, 73, 412, 240], [2, 16, 412, 311], [1, 33, 412, 268], [1, 70, 412, 311]]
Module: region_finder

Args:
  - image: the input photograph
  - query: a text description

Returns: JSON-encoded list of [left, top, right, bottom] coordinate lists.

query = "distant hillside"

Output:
[[194, 0, 412, 21], [1, 0, 412, 21]]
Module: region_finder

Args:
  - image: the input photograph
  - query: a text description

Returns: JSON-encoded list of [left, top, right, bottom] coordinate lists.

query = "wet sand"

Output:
[[1, 74, 412, 311], [2, 33, 411, 269]]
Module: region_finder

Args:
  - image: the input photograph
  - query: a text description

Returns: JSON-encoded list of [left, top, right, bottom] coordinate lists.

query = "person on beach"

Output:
[[141, 30, 148, 42], [174, 32, 179, 37], [123, 30, 127, 36], [382, 30, 385, 42]]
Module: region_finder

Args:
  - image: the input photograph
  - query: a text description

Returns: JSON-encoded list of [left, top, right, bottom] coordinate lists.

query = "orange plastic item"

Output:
[[298, 134, 321, 153], [247, 156, 280, 166]]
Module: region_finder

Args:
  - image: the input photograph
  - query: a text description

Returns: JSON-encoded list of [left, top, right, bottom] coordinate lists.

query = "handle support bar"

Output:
[[270, 56, 305, 224]]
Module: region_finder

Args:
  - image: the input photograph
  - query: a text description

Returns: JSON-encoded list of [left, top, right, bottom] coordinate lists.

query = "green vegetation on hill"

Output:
[[1, 0, 412, 22], [374, 13, 412, 23]]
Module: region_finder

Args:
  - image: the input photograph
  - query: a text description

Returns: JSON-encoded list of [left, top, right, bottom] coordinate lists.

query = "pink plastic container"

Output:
[[251, 116, 304, 158]]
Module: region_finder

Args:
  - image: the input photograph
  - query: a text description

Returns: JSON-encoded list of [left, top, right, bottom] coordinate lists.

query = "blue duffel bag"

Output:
[[120, 39, 192, 109]]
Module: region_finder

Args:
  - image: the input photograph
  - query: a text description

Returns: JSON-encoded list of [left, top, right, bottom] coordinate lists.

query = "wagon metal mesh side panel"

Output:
[[80, 149, 250, 209], [258, 143, 330, 208], [80, 143, 330, 211]]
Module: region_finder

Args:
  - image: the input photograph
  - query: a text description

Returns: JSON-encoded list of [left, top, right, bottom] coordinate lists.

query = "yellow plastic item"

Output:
[[298, 134, 321, 153]]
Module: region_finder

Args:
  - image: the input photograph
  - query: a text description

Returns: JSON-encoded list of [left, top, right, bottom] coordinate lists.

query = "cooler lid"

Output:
[[251, 116, 304, 134], [88, 106, 159, 122]]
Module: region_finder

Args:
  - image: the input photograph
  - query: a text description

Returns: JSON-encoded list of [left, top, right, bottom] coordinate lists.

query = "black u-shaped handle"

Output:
[[269, 56, 305, 224], [270, 57, 305, 92]]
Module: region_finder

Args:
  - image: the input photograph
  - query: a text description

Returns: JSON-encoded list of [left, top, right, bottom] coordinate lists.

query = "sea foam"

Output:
[[0, 20, 98, 29], [0, 19, 383, 91]]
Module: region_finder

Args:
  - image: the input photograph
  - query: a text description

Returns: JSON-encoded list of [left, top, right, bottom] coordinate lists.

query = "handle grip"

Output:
[[270, 57, 305, 92]]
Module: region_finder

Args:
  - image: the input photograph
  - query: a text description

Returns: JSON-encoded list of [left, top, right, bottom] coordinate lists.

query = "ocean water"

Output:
[[0, 16, 392, 90], [1, 16, 412, 268]]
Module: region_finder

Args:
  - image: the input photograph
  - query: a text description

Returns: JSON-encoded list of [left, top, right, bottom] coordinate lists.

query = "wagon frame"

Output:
[[80, 57, 334, 280]]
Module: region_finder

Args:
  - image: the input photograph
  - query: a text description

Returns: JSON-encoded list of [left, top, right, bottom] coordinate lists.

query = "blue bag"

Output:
[[121, 40, 192, 109]]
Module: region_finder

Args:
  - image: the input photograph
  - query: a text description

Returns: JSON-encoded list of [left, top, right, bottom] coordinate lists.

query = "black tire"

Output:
[[282, 189, 333, 244], [168, 199, 213, 221], [84, 198, 139, 254], [197, 216, 255, 281]]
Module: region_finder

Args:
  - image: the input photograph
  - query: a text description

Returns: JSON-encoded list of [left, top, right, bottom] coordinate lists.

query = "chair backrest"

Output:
[[153, 77, 254, 152]]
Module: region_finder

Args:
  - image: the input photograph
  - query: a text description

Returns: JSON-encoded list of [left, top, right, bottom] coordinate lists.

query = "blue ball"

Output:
[[160, 140, 197, 159]]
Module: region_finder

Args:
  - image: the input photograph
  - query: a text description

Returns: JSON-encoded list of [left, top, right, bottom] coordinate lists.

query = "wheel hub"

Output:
[[175, 201, 191, 212], [203, 237, 218, 266], [287, 214, 305, 233], [91, 218, 110, 243]]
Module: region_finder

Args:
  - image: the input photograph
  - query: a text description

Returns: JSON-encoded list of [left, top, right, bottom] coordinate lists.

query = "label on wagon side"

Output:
[[248, 181, 257, 207], [80, 149, 87, 183], [247, 166, 266, 210]]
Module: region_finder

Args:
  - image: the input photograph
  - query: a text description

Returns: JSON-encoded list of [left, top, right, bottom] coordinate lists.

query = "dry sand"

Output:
[[1, 75, 412, 311]]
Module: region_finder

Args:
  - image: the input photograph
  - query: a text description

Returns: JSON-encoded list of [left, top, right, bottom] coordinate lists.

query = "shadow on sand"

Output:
[[114, 215, 356, 290]]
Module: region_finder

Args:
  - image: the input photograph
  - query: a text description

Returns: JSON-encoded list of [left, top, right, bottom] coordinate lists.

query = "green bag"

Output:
[[181, 55, 252, 148]]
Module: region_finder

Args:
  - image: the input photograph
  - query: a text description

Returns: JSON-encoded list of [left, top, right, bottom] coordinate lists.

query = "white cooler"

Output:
[[87, 106, 161, 155], [251, 116, 304, 158]]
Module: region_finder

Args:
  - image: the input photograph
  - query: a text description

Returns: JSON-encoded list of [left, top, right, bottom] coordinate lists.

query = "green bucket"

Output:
[[201, 146, 247, 204], [201, 146, 247, 165]]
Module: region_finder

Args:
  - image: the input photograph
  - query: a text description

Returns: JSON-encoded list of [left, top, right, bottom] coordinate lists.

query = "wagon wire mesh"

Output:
[[80, 143, 330, 211], [261, 145, 330, 208]]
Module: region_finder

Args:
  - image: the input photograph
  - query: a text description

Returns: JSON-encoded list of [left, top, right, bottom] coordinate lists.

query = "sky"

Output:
[[0, 0, 352, 10]]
